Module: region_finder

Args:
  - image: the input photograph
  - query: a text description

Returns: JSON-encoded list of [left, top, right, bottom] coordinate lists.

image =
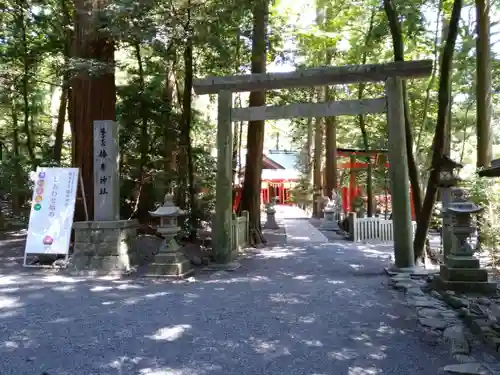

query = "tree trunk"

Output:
[[232, 115, 239, 184], [383, 0, 422, 224], [163, 66, 176, 184], [53, 78, 68, 163], [358, 9, 375, 216], [232, 32, 242, 185], [239, 0, 268, 242], [17, 0, 35, 163], [10, 105, 22, 216], [413, 0, 463, 258], [70, 0, 116, 221], [54, 0, 73, 164], [476, 0, 492, 168], [358, 110, 373, 216], [312, 97, 324, 217], [180, 8, 197, 239], [133, 42, 155, 223], [324, 102, 337, 198], [415, 0, 442, 159], [305, 116, 313, 186]]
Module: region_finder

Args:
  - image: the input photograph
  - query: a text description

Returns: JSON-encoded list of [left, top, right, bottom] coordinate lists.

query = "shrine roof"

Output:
[[261, 168, 300, 181], [337, 148, 388, 156], [266, 150, 299, 170], [238, 149, 301, 172]]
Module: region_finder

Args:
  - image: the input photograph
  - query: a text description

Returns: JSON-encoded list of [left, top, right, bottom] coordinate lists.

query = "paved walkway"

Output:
[[284, 218, 328, 244], [0, 207, 461, 375]]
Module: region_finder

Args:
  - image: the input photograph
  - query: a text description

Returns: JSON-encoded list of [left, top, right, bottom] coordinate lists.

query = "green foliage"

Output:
[[0, 0, 498, 238], [464, 175, 500, 262]]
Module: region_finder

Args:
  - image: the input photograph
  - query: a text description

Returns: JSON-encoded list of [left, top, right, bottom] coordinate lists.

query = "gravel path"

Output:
[[0, 223, 456, 375]]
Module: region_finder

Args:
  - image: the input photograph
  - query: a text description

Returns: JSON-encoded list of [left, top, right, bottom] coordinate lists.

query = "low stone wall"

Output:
[[70, 220, 139, 275], [435, 286, 500, 354], [389, 271, 500, 373]]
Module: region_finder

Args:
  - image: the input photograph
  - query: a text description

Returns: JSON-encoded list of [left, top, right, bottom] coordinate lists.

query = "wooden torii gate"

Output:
[[193, 60, 432, 270]]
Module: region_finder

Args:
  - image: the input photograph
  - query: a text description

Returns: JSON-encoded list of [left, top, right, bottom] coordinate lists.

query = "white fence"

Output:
[[352, 216, 417, 242]]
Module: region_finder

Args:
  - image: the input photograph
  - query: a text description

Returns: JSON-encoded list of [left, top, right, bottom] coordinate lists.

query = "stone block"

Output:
[[483, 334, 500, 351], [435, 277, 497, 295], [263, 212, 279, 230], [438, 363, 489, 375], [320, 218, 339, 231], [70, 219, 139, 275], [89, 255, 129, 271], [446, 255, 480, 269], [443, 325, 470, 355], [440, 265, 488, 282], [154, 252, 186, 264], [134, 235, 162, 265], [145, 257, 193, 278]]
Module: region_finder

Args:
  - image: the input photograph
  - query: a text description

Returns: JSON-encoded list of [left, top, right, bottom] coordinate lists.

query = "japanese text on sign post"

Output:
[[98, 125, 109, 196], [93, 120, 119, 221]]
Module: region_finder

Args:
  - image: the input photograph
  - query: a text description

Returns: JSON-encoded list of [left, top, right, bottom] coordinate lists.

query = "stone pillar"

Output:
[[241, 210, 250, 245], [71, 220, 139, 275], [70, 120, 139, 275], [146, 200, 193, 278], [263, 206, 279, 229], [214, 90, 233, 263], [437, 188, 495, 293], [348, 212, 357, 241], [385, 77, 415, 270], [320, 205, 339, 231], [441, 188, 454, 261], [93, 120, 119, 221]]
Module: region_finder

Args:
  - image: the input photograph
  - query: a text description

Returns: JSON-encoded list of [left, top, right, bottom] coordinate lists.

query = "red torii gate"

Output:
[[336, 148, 415, 219]]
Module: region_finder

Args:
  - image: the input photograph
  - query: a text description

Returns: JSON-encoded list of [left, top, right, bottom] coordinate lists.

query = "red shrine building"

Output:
[[233, 148, 416, 219], [234, 150, 300, 208]]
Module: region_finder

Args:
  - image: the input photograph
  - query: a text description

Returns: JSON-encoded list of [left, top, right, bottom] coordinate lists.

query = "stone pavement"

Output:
[[0, 207, 491, 375], [284, 218, 328, 244]]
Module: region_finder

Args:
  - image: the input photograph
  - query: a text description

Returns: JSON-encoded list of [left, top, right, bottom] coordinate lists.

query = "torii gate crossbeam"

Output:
[[193, 59, 433, 270]]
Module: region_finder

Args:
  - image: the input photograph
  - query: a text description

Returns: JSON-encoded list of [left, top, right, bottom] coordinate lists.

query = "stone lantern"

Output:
[[435, 155, 463, 260], [437, 187, 496, 293], [435, 155, 463, 188], [263, 198, 279, 230], [321, 190, 340, 231], [145, 193, 193, 278]]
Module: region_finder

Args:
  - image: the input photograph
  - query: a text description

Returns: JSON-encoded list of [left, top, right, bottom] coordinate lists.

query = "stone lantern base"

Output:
[[320, 209, 339, 231], [70, 220, 139, 275], [436, 256, 496, 294], [145, 238, 193, 278], [263, 209, 279, 230]]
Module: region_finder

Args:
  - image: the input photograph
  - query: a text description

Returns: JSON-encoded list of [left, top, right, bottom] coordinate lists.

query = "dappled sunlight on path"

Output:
[[0, 209, 451, 375]]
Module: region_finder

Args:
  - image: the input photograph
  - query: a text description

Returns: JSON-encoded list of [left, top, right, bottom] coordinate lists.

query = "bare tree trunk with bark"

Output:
[[413, 0, 463, 258], [239, 0, 269, 244], [70, 0, 116, 221]]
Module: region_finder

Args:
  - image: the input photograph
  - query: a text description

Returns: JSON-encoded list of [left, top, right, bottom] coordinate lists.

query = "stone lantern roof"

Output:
[[478, 158, 500, 178], [149, 194, 185, 217]]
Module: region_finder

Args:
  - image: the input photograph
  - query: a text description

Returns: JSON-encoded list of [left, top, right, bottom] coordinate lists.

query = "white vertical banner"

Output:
[[24, 167, 79, 258]]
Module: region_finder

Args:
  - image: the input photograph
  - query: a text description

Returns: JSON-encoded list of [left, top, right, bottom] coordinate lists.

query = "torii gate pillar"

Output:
[[386, 77, 415, 269]]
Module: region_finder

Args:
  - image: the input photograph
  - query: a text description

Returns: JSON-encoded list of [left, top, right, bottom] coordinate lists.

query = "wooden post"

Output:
[[385, 77, 415, 269], [215, 90, 233, 263], [348, 212, 357, 241], [241, 210, 249, 245], [232, 212, 238, 253], [349, 155, 356, 212]]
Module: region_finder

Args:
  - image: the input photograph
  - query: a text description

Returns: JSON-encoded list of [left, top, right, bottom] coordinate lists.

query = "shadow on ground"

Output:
[[0, 234, 452, 375]]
